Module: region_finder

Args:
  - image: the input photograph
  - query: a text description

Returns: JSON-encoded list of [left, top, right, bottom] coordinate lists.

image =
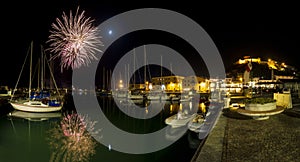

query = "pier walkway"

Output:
[[191, 104, 300, 162]]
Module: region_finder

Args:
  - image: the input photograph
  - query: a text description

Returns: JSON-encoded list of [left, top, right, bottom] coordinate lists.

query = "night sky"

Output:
[[1, 1, 299, 88]]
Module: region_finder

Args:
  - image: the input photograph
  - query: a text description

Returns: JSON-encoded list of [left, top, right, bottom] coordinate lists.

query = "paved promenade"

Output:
[[192, 105, 300, 162]]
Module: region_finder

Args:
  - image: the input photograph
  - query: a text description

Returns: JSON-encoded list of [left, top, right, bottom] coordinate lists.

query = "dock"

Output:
[[191, 104, 300, 162]]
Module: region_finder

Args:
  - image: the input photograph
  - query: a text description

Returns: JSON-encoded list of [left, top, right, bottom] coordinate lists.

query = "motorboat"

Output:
[[146, 90, 163, 101], [165, 111, 197, 128], [187, 113, 205, 133]]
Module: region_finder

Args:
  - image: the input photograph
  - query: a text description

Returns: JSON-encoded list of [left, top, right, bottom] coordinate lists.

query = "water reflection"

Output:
[[8, 110, 62, 121], [47, 112, 101, 162], [187, 131, 202, 149], [164, 125, 187, 141], [0, 96, 210, 162]]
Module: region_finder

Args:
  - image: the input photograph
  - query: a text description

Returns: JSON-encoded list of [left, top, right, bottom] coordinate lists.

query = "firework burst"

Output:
[[47, 6, 103, 71]]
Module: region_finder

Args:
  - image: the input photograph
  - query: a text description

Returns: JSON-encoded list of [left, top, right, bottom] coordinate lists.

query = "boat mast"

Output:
[[170, 63, 172, 76], [44, 54, 61, 97], [106, 70, 109, 90], [160, 55, 162, 86], [133, 48, 136, 87], [29, 41, 33, 99], [109, 69, 112, 91], [127, 64, 130, 89], [10, 42, 31, 101], [49, 53, 54, 89], [37, 58, 40, 90], [103, 67, 105, 90], [124, 64, 127, 89], [40, 45, 44, 90], [144, 45, 147, 87]]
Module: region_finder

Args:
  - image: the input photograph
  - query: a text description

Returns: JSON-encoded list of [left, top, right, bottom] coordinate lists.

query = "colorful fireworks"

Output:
[[47, 7, 103, 71], [47, 112, 101, 162]]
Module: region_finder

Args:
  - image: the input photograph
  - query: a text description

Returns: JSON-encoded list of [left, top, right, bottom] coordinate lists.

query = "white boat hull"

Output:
[[0, 94, 11, 97], [10, 102, 63, 113], [128, 95, 144, 100], [165, 113, 197, 128], [147, 95, 161, 100]]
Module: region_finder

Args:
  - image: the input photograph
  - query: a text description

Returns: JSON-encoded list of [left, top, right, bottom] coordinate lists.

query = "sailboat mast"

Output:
[[106, 70, 109, 90], [124, 64, 127, 89], [40, 45, 44, 90], [37, 58, 40, 90], [144, 45, 147, 86], [103, 67, 105, 90], [10, 42, 31, 101], [170, 63, 172, 76], [29, 41, 33, 99], [133, 48, 136, 86], [160, 55, 162, 86], [49, 54, 54, 89], [44, 54, 61, 97], [109, 69, 112, 91], [127, 64, 130, 89]]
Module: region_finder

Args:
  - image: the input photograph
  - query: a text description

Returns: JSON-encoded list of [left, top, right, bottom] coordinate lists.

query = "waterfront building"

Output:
[[182, 76, 209, 93], [151, 75, 184, 92]]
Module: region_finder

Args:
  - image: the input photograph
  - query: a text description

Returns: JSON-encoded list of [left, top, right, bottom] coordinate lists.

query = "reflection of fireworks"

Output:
[[47, 112, 101, 162], [47, 6, 103, 71]]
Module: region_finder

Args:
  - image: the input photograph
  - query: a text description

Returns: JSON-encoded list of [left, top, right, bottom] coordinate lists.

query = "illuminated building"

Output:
[[227, 56, 300, 94], [182, 76, 209, 93], [151, 76, 184, 92]]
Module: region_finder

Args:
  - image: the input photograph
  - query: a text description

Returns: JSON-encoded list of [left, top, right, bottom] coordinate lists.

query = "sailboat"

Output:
[[9, 41, 63, 113], [127, 48, 145, 101]]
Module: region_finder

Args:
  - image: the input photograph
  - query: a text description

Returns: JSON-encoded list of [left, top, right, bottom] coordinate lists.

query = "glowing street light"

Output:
[[119, 80, 124, 89]]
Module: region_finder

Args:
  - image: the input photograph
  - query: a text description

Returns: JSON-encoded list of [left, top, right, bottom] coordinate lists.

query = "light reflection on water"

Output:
[[0, 96, 205, 162], [47, 112, 99, 162]]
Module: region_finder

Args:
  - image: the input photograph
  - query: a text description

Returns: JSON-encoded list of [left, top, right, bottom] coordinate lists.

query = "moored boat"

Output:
[[0, 86, 11, 98], [9, 41, 63, 113], [187, 113, 205, 133], [165, 111, 197, 128]]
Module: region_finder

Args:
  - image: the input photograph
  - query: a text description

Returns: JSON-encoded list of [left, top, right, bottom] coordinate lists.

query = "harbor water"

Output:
[[0, 94, 207, 162]]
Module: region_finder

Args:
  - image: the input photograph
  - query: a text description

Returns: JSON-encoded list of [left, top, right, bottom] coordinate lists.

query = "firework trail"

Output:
[[47, 6, 103, 71]]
